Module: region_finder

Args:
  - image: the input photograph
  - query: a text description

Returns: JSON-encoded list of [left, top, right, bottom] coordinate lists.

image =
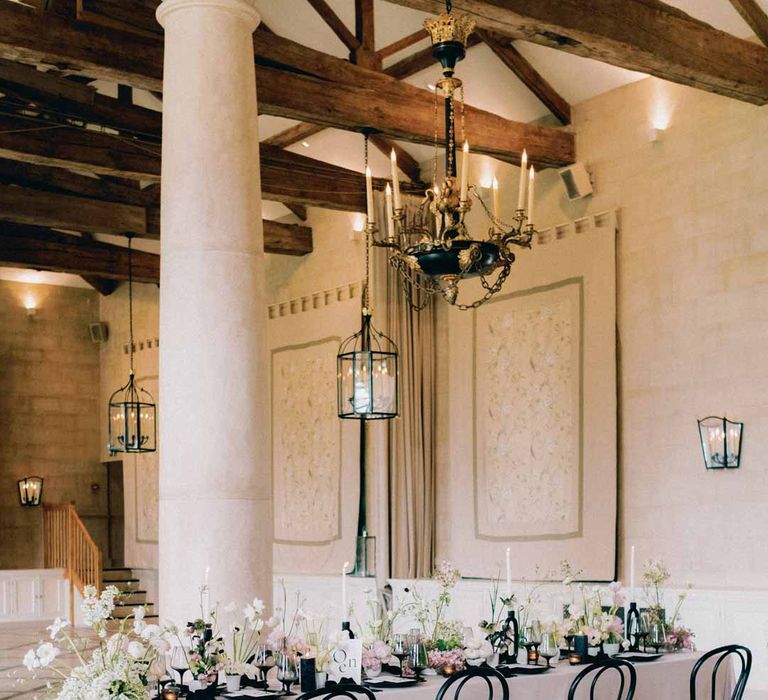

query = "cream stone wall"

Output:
[[0, 280, 105, 568], [436, 75, 768, 591]]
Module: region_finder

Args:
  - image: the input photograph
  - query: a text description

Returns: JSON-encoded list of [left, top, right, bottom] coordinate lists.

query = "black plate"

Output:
[[614, 653, 663, 663], [497, 664, 551, 677]]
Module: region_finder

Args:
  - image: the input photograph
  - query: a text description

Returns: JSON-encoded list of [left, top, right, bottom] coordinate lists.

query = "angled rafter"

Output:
[[477, 30, 571, 125], [353, 0, 380, 69], [76, 0, 162, 39], [0, 222, 160, 283], [376, 29, 428, 60], [283, 203, 308, 221], [368, 134, 421, 183], [384, 0, 768, 105], [306, 0, 360, 53], [728, 0, 768, 47], [81, 275, 119, 295]]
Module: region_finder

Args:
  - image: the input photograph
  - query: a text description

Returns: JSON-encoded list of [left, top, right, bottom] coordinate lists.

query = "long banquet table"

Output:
[[365, 653, 735, 700], [222, 652, 735, 700]]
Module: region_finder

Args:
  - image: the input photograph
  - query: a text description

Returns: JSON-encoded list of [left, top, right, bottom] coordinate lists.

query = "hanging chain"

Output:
[[128, 235, 135, 374], [447, 92, 455, 177], [445, 0, 452, 13], [363, 134, 371, 313]]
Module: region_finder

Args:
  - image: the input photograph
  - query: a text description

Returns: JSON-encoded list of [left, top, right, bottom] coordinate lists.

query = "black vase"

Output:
[[573, 635, 589, 658]]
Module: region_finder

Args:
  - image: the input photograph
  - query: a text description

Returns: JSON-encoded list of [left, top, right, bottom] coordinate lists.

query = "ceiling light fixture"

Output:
[[366, 0, 538, 310]]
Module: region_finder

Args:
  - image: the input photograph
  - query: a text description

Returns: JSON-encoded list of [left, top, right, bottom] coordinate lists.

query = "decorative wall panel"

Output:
[[474, 279, 582, 540], [272, 338, 342, 544], [438, 211, 618, 581]]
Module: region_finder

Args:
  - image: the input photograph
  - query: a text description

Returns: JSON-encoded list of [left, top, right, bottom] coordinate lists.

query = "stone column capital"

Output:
[[156, 0, 260, 30]]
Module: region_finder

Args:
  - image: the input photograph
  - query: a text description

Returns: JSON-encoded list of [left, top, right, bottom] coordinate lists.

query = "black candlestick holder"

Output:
[[341, 621, 355, 639], [626, 602, 642, 652]]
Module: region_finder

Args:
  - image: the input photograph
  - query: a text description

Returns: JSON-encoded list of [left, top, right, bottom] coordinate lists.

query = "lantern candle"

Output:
[[517, 149, 528, 211]]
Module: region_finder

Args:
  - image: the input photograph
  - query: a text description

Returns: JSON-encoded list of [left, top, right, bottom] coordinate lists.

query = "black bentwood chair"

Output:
[[689, 645, 752, 700], [567, 658, 637, 700], [436, 666, 509, 700], [297, 685, 377, 700]]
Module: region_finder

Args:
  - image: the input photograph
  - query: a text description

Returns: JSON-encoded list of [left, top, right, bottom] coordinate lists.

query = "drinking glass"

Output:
[[408, 628, 421, 645], [254, 644, 274, 688], [638, 613, 651, 652], [409, 643, 428, 680], [169, 646, 189, 688], [539, 632, 557, 668], [391, 634, 409, 676], [649, 621, 666, 654], [276, 652, 298, 696], [527, 620, 542, 645]]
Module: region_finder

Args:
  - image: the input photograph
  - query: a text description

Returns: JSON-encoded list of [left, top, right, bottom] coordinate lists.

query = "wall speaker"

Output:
[[558, 163, 593, 201], [89, 322, 109, 344]]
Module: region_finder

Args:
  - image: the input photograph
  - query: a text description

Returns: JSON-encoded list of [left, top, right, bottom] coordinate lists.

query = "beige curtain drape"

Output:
[[386, 244, 437, 579]]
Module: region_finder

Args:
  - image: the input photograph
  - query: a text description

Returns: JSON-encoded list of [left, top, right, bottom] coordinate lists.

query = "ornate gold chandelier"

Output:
[[365, 0, 538, 310]]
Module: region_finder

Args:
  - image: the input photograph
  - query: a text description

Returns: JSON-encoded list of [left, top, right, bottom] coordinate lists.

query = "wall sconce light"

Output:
[[23, 293, 37, 319], [697, 416, 743, 470], [18, 476, 43, 506], [649, 127, 666, 143]]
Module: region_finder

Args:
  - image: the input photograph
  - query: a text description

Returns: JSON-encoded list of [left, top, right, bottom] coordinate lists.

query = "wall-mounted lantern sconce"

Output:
[[23, 293, 37, 319], [697, 416, 743, 470], [18, 476, 43, 506]]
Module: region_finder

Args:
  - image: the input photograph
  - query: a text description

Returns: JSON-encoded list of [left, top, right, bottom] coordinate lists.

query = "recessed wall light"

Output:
[[301, 141, 310, 148], [427, 83, 436, 91]]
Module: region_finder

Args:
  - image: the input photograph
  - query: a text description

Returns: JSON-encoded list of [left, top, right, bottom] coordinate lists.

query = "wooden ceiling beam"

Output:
[[728, 0, 768, 47], [256, 64, 573, 167], [0, 59, 162, 140], [283, 203, 308, 221], [306, 0, 361, 53], [353, 0, 380, 70], [76, 0, 162, 40], [477, 30, 571, 125], [0, 222, 160, 283], [263, 123, 325, 148], [81, 275, 118, 295], [262, 219, 313, 256], [384, 0, 768, 105]]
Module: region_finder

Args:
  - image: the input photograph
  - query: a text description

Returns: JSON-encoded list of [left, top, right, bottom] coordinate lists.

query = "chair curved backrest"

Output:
[[436, 665, 510, 700], [297, 683, 377, 700], [689, 645, 752, 700], [567, 658, 637, 700]]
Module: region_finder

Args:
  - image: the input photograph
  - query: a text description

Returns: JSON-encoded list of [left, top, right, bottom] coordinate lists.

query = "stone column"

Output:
[[156, 0, 271, 623]]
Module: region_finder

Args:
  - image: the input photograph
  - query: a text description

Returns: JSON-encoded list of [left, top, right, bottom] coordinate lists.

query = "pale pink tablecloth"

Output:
[[366, 652, 735, 700]]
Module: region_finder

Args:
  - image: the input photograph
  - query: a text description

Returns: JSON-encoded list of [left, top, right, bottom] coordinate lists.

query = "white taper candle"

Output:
[[342, 560, 350, 620], [505, 547, 512, 597], [385, 183, 394, 240], [517, 149, 528, 210], [492, 177, 500, 224], [390, 149, 401, 211], [460, 141, 469, 203], [527, 166, 535, 228]]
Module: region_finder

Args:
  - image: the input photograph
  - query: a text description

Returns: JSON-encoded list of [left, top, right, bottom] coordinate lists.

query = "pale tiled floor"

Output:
[[0, 621, 99, 699]]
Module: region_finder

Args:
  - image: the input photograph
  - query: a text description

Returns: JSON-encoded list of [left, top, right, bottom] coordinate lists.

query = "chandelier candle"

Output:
[[365, 166, 375, 225], [517, 149, 528, 211], [460, 141, 469, 203], [385, 184, 395, 240], [390, 150, 402, 211], [527, 167, 536, 229], [492, 177, 500, 223]]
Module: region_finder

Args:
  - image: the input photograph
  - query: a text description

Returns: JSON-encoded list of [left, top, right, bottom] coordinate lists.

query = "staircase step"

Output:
[[112, 602, 155, 619], [119, 590, 148, 605], [102, 568, 135, 581], [103, 578, 140, 592]]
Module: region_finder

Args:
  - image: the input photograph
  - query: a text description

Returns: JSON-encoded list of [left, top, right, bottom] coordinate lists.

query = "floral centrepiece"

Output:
[[642, 559, 695, 651], [23, 585, 169, 700]]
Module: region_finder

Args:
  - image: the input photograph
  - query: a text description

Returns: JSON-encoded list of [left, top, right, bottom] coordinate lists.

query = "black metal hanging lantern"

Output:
[[337, 309, 399, 420], [697, 416, 743, 470], [108, 237, 156, 455], [337, 136, 399, 420], [18, 476, 43, 506]]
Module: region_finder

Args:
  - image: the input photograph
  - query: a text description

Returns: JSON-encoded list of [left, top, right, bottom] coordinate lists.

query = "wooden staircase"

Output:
[[43, 504, 158, 622], [102, 567, 158, 620]]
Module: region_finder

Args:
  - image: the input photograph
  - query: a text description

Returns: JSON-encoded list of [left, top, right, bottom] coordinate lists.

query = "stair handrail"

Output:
[[43, 503, 103, 621]]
